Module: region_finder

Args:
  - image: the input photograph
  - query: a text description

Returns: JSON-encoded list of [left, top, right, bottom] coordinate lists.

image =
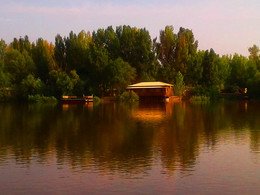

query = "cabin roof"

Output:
[[127, 82, 173, 89]]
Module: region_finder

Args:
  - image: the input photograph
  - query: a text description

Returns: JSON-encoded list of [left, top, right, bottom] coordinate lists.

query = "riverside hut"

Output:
[[127, 82, 174, 99]]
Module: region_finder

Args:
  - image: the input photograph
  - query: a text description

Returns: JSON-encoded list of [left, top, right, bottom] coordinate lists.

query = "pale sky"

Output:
[[0, 0, 259, 56]]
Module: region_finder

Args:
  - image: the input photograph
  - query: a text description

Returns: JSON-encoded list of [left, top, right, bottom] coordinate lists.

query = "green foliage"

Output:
[[157, 65, 176, 84], [54, 34, 67, 71], [139, 71, 156, 82], [0, 63, 10, 88], [0, 66, 11, 101], [63, 30, 91, 72], [0, 39, 7, 61], [0, 58, 11, 101], [247, 71, 260, 97], [20, 74, 43, 96], [174, 71, 185, 97], [32, 38, 57, 82], [117, 91, 139, 103], [93, 96, 101, 105], [158, 25, 176, 68], [0, 27, 259, 101], [191, 85, 219, 100], [185, 51, 204, 85], [4, 49, 36, 84], [28, 94, 57, 104], [222, 85, 240, 93], [104, 58, 136, 93], [48, 70, 75, 98], [201, 49, 219, 87], [92, 26, 120, 60], [228, 54, 249, 87], [190, 95, 210, 103], [92, 25, 154, 81], [157, 27, 198, 83], [115, 25, 154, 80], [84, 42, 109, 96], [248, 44, 260, 70], [175, 27, 198, 74], [10, 36, 32, 54], [199, 49, 230, 91], [0, 88, 11, 101]]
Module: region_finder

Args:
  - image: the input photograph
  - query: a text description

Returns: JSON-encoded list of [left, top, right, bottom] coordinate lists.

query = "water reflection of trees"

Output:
[[156, 101, 260, 174], [0, 101, 259, 176], [0, 103, 154, 176]]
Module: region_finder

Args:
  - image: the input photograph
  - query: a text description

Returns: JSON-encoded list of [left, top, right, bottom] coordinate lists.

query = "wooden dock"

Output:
[[61, 95, 93, 104]]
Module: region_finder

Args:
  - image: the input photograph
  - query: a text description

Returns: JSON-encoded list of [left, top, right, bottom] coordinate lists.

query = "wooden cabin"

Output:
[[127, 82, 174, 99]]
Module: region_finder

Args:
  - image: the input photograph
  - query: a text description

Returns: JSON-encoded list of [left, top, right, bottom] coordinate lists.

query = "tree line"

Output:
[[0, 25, 259, 101]]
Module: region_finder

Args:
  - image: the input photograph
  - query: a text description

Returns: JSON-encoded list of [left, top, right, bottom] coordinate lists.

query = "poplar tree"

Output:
[[174, 71, 185, 97]]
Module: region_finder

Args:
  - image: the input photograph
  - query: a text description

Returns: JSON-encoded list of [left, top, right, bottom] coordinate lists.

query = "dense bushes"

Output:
[[190, 95, 210, 103], [190, 86, 219, 100], [93, 96, 101, 105], [0, 88, 11, 102], [117, 91, 139, 103], [28, 95, 57, 104], [222, 85, 240, 93]]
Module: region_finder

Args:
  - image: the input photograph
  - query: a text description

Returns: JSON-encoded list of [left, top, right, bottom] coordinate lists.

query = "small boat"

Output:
[[61, 95, 93, 104]]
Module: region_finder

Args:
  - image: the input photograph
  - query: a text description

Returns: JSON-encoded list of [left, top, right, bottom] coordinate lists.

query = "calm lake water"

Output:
[[0, 101, 259, 194]]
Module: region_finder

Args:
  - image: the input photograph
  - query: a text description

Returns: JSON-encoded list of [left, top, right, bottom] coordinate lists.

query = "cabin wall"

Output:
[[165, 87, 174, 97], [130, 87, 173, 97]]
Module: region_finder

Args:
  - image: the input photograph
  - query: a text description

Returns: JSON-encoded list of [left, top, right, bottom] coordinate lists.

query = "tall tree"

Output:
[[0, 61, 10, 89], [86, 43, 109, 96], [158, 25, 176, 68], [32, 38, 57, 82], [201, 49, 230, 90], [185, 51, 204, 86], [64, 30, 92, 72], [4, 49, 35, 85], [10, 36, 32, 54], [201, 49, 219, 87], [116, 25, 154, 80], [174, 71, 186, 97], [0, 64, 10, 100], [175, 27, 198, 74], [228, 54, 248, 87], [92, 26, 120, 60], [104, 58, 136, 93], [0, 39, 7, 62], [248, 44, 260, 70], [54, 34, 67, 71], [218, 55, 231, 88]]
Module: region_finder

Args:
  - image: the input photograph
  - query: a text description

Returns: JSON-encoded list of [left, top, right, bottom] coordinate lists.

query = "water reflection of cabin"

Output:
[[127, 82, 174, 100]]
